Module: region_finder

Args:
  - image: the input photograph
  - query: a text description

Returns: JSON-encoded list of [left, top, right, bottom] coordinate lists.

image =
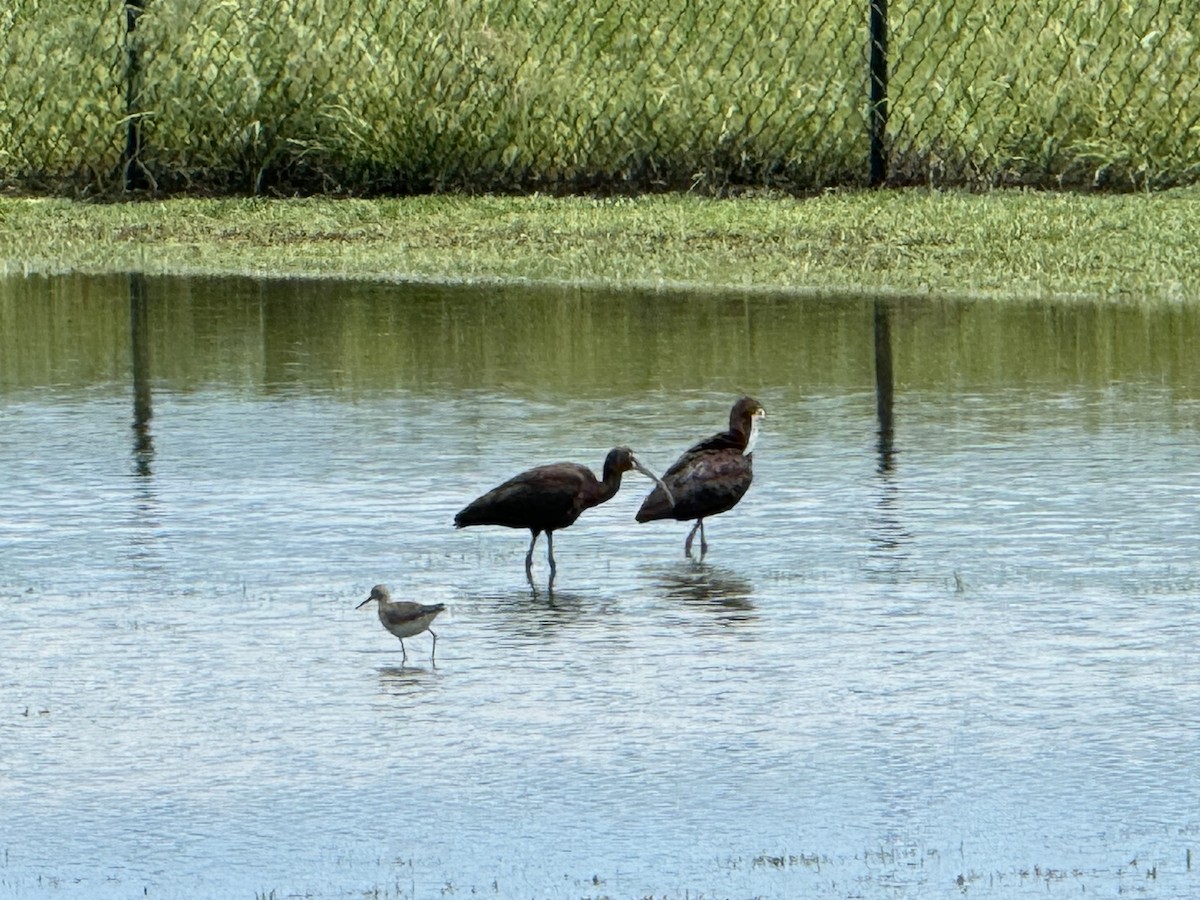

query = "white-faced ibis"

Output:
[[636, 396, 766, 558], [357, 584, 446, 662], [455, 446, 668, 578]]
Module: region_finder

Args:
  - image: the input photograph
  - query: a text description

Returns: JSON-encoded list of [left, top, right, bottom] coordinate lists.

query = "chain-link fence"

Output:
[[3, 0, 1198, 196]]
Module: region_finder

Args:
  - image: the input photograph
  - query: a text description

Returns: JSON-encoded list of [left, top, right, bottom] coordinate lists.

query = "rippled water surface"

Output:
[[2, 276, 1199, 898]]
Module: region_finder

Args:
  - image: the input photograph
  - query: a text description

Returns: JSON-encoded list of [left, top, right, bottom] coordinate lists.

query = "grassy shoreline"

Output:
[[2, 189, 1198, 302]]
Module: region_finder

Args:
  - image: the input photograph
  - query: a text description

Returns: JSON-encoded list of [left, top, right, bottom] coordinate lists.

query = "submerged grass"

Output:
[[2, 189, 1199, 302]]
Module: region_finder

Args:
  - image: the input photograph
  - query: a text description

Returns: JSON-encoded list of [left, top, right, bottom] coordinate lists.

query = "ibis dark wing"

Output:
[[637, 446, 752, 522], [455, 463, 593, 531], [674, 428, 745, 457]]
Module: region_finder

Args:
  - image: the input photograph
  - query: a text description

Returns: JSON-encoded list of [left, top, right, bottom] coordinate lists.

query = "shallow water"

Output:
[[2, 276, 1199, 898]]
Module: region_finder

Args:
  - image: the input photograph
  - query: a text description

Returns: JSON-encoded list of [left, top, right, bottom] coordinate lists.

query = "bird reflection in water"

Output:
[[484, 586, 594, 641], [652, 562, 757, 625], [375, 664, 440, 697]]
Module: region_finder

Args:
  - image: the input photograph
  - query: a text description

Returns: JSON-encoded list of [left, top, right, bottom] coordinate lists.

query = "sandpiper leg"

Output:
[[684, 520, 702, 558], [546, 531, 557, 575], [698, 519, 708, 558], [399, 638, 408, 662], [429, 629, 438, 664]]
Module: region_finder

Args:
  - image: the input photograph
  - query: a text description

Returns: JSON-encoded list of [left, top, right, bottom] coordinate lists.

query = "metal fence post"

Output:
[[868, 0, 888, 186], [123, 0, 147, 190]]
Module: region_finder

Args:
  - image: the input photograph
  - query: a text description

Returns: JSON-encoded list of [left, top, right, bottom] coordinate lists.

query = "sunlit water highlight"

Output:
[[1, 276, 1199, 898]]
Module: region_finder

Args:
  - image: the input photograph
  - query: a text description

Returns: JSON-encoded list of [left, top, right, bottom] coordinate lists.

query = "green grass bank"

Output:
[[2, 189, 1198, 302]]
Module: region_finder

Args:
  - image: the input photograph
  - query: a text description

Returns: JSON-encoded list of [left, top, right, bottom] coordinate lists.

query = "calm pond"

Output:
[[2, 275, 1199, 899]]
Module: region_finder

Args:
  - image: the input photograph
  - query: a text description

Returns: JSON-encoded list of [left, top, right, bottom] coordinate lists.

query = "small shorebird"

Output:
[[357, 584, 446, 663]]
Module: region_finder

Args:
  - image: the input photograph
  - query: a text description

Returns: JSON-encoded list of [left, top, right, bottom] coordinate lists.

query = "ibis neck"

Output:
[[597, 467, 625, 503]]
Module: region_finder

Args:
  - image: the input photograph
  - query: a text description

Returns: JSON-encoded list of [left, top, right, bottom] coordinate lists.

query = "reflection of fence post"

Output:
[[868, 0, 888, 186], [130, 273, 154, 476], [123, 0, 147, 191], [873, 300, 895, 472]]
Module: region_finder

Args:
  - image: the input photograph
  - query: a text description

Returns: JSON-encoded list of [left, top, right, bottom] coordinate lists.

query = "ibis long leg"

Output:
[[525, 531, 539, 576]]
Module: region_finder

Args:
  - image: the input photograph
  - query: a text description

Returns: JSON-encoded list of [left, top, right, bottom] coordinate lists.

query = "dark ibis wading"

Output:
[[455, 446, 667, 578], [636, 396, 766, 558]]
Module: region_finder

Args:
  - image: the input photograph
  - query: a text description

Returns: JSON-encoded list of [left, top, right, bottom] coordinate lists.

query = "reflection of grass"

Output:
[[4, 244, 1200, 402], [2, 1, 1197, 189], [2, 190, 1199, 302]]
